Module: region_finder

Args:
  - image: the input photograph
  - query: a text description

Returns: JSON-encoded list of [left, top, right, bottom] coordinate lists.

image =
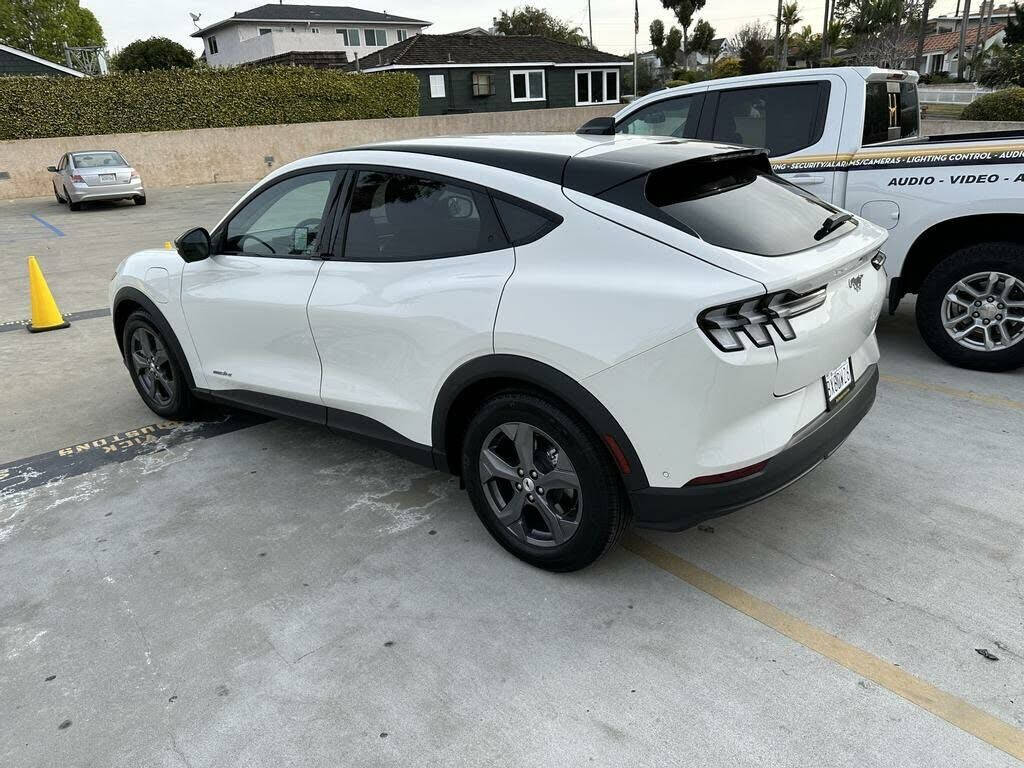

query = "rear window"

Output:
[[72, 152, 126, 168], [863, 81, 920, 145], [600, 155, 854, 256]]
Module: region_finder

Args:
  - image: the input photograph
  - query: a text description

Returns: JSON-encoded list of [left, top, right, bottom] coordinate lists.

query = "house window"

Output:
[[337, 28, 360, 46], [510, 69, 545, 102], [310, 27, 320, 34], [207, 35, 219, 55], [576, 69, 619, 105], [397, 29, 408, 41], [429, 74, 446, 98], [259, 28, 271, 36], [364, 29, 387, 46], [472, 72, 495, 96]]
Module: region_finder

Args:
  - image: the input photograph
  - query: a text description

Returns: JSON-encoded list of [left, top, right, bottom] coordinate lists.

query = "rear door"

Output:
[[701, 77, 845, 203], [307, 167, 515, 445], [180, 168, 343, 404]]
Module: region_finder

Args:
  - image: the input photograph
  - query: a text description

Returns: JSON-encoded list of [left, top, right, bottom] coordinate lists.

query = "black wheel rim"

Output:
[[478, 422, 582, 548], [129, 327, 176, 407]]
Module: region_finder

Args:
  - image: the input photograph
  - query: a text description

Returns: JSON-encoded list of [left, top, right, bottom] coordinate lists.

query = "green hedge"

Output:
[[0, 67, 419, 140], [962, 87, 1024, 122]]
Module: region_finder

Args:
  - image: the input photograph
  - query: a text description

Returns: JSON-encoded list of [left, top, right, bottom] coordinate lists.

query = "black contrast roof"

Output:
[[337, 136, 763, 196], [352, 34, 627, 70], [193, 4, 428, 36]]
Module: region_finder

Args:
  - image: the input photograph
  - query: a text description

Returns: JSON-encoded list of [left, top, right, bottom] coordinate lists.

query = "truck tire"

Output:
[[916, 242, 1024, 372]]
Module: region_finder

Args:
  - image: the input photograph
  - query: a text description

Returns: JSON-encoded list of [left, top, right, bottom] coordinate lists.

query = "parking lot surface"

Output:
[[2, 186, 1023, 767]]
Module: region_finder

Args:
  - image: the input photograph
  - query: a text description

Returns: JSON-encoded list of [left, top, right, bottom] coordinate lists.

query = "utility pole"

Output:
[[820, 0, 831, 62], [587, 0, 593, 47], [775, 0, 784, 67], [956, 0, 971, 80]]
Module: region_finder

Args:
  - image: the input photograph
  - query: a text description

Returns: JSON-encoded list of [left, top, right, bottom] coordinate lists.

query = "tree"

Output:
[[493, 6, 590, 47], [1006, 2, 1024, 46], [690, 18, 717, 69], [790, 25, 821, 65], [650, 19, 682, 70], [111, 37, 194, 72], [731, 21, 774, 74], [661, 0, 706, 63], [836, 0, 929, 68], [776, 2, 802, 68], [913, 0, 935, 72], [0, 0, 104, 64]]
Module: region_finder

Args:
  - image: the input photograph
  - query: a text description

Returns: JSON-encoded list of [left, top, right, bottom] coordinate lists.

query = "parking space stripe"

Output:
[[880, 373, 1024, 412], [29, 213, 65, 237], [0, 412, 270, 496], [622, 534, 1024, 761], [0, 307, 111, 333]]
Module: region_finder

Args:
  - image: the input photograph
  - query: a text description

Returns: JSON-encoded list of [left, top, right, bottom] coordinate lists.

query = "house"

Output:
[[350, 34, 629, 115], [191, 3, 431, 68], [0, 43, 86, 77], [904, 24, 1006, 76], [926, 3, 1017, 34]]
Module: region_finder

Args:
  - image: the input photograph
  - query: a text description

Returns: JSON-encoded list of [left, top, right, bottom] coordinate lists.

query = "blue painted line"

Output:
[[29, 213, 65, 237]]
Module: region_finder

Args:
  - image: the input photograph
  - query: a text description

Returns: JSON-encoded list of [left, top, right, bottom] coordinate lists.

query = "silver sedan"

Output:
[[48, 150, 146, 210]]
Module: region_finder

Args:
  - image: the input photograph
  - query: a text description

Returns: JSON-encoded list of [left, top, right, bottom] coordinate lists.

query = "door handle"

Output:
[[790, 174, 825, 185]]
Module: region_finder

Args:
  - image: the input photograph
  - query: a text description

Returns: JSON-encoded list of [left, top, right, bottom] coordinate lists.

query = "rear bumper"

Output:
[[629, 363, 878, 531], [68, 181, 144, 202]]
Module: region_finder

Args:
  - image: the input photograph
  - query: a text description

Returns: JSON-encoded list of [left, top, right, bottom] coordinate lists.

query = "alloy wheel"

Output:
[[129, 327, 176, 407], [941, 271, 1024, 352], [478, 422, 583, 548]]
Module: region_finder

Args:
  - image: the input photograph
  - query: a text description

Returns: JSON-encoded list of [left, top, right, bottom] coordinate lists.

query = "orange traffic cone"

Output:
[[27, 256, 69, 333]]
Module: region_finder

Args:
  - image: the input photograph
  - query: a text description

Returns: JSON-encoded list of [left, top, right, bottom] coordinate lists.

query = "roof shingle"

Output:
[[193, 4, 428, 36]]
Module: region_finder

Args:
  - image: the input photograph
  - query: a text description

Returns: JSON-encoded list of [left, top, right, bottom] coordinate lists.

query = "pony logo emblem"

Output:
[[849, 274, 863, 292]]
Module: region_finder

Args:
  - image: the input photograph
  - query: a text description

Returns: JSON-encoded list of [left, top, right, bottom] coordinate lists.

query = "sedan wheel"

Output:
[[130, 326, 177, 408]]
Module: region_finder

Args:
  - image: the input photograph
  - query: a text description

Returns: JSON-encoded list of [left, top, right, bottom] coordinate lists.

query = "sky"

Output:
[[82, 0, 965, 57]]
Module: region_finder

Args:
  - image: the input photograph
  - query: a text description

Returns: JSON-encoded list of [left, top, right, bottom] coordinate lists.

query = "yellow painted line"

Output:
[[880, 373, 1024, 412], [622, 533, 1024, 762]]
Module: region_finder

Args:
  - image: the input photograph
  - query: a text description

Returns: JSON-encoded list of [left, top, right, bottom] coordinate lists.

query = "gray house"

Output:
[[351, 35, 629, 116], [0, 43, 85, 77]]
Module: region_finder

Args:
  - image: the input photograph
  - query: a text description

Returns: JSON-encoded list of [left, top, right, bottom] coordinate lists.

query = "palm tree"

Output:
[[777, 2, 803, 69]]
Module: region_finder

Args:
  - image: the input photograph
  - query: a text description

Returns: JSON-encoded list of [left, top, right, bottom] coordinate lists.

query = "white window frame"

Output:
[[429, 74, 446, 98], [258, 27, 271, 36], [364, 28, 387, 46], [207, 35, 219, 55], [510, 69, 545, 103], [396, 29, 408, 42], [575, 68, 619, 106], [336, 28, 360, 46], [310, 27, 320, 34]]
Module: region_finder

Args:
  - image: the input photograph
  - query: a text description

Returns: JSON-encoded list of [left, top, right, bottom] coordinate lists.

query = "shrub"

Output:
[[664, 79, 688, 88], [979, 45, 1024, 88], [711, 58, 741, 79], [0, 67, 419, 140], [962, 86, 1024, 121], [112, 37, 195, 71]]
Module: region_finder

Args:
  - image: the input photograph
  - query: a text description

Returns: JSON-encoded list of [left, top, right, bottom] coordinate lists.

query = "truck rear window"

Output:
[[599, 154, 855, 256], [863, 81, 920, 145]]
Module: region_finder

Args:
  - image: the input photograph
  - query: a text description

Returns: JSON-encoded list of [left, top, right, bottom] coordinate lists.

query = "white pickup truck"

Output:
[[582, 67, 1024, 371]]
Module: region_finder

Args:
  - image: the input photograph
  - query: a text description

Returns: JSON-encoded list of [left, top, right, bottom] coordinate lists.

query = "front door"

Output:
[[180, 169, 342, 403]]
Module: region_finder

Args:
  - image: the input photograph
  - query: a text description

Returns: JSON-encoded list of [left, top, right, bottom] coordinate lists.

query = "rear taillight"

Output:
[[698, 286, 826, 352], [71, 173, 85, 183], [130, 169, 140, 181]]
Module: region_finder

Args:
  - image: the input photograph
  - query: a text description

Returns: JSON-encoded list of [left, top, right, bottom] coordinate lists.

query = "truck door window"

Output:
[[711, 82, 827, 157], [863, 81, 920, 145], [617, 94, 703, 138]]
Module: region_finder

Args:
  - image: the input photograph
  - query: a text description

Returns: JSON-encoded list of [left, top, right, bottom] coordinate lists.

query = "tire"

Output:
[[53, 185, 64, 204], [134, 196, 147, 206], [121, 310, 197, 419], [916, 242, 1024, 372], [461, 391, 632, 572], [68, 199, 82, 212]]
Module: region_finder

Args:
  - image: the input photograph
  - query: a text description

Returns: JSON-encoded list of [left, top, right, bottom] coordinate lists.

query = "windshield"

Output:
[[72, 152, 127, 168]]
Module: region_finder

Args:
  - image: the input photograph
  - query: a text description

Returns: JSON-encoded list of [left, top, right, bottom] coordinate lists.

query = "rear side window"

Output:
[[863, 81, 920, 145], [711, 82, 828, 157], [599, 155, 854, 256], [493, 197, 560, 245], [343, 171, 507, 261], [617, 94, 702, 138]]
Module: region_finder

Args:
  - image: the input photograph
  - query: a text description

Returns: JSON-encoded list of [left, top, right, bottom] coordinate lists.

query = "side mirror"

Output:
[[576, 116, 616, 135], [47, 166, 58, 172], [175, 227, 211, 263]]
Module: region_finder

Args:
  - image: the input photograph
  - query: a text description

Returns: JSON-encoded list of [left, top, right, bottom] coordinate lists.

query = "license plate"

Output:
[[823, 358, 854, 408], [100, 173, 115, 181]]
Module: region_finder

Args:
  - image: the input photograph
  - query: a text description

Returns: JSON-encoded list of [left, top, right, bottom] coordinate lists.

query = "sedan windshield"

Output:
[[72, 152, 127, 168]]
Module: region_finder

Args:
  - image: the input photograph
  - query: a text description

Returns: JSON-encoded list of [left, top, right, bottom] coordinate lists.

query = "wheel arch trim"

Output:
[[431, 354, 650, 490], [112, 286, 198, 392]]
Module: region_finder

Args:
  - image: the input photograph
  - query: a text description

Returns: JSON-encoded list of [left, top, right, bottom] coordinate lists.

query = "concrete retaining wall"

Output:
[[922, 119, 1024, 135], [0, 105, 617, 200]]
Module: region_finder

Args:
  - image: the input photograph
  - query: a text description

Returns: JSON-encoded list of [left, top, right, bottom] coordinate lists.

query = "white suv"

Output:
[[110, 134, 888, 571]]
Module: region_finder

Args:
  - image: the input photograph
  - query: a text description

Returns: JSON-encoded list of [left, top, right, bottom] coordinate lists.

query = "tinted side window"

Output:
[[225, 171, 336, 257], [712, 83, 826, 157], [863, 81, 920, 145], [618, 95, 702, 138], [493, 197, 560, 246], [344, 171, 507, 261]]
